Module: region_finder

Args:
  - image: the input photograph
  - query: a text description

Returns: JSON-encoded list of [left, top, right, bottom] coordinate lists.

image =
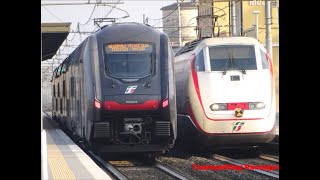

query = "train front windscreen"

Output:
[[208, 45, 257, 71], [104, 43, 153, 79]]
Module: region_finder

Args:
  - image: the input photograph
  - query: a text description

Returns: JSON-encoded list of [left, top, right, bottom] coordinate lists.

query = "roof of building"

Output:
[[160, 2, 197, 11], [42, 23, 71, 61]]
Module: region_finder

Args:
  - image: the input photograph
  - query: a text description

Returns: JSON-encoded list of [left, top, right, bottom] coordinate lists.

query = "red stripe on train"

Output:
[[104, 100, 159, 110]]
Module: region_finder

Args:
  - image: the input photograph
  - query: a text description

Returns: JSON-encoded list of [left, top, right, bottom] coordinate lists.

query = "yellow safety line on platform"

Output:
[[47, 143, 76, 180]]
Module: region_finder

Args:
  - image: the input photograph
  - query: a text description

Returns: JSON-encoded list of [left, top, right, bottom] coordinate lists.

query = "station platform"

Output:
[[41, 114, 112, 180]]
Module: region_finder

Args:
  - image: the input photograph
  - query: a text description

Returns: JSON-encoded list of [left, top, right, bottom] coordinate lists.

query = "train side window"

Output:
[[260, 49, 269, 69], [53, 85, 56, 97], [63, 80, 66, 97], [70, 77, 75, 97], [56, 99, 58, 111], [67, 100, 70, 117], [57, 66, 62, 77], [195, 50, 205, 72], [65, 58, 70, 72], [57, 83, 60, 97], [54, 69, 58, 78], [60, 99, 63, 113], [61, 63, 66, 74]]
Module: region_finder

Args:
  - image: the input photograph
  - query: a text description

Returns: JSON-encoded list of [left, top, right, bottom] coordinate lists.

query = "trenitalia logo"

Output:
[[125, 85, 137, 94], [233, 122, 245, 131]]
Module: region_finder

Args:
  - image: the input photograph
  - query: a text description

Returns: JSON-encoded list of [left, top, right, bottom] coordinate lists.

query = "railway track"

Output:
[[88, 151, 129, 180], [43, 110, 191, 179], [212, 154, 279, 179], [89, 154, 192, 180], [155, 162, 193, 180], [259, 154, 279, 163], [43, 110, 280, 179]]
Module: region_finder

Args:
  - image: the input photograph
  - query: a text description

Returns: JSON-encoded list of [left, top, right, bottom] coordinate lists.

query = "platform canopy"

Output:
[[41, 23, 71, 61]]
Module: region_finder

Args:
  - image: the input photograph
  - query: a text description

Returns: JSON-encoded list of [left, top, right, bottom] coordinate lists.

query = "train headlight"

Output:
[[210, 103, 227, 111], [248, 102, 265, 110]]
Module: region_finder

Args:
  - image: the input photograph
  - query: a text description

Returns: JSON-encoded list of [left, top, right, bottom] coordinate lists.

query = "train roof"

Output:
[[175, 37, 262, 56], [96, 22, 160, 35], [200, 37, 261, 46], [93, 22, 163, 44]]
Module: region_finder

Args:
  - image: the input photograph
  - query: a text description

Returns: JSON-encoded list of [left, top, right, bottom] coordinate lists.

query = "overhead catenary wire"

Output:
[[147, 5, 178, 21], [42, 6, 63, 22], [42, 2, 114, 75], [147, 5, 179, 28], [93, 0, 128, 31], [79, 4, 97, 26]]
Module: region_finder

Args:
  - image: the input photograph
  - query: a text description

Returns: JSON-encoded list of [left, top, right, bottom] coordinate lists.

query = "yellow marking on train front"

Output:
[[47, 144, 76, 180]]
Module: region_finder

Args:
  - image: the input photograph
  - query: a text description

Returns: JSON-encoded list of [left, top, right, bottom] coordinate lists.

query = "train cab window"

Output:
[[104, 43, 153, 78], [195, 50, 205, 72], [209, 45, 257, 71], [260, 49, 269, 69]]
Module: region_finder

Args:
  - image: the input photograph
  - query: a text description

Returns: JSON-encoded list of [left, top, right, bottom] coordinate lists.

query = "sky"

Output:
[[41, 0, 177, 62]]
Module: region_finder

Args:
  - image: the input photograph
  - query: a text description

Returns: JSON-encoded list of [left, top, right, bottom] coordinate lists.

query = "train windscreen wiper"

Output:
[[222, 53, 233, 75], [231, 55, 246, 74], [223, 53, 246, 75]]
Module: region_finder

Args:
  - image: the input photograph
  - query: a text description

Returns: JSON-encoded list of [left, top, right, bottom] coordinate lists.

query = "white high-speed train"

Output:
[[174, 37, 276, 148]]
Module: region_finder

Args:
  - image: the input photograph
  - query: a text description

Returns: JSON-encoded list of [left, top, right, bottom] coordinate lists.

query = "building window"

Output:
[[271, 0, 278, 7], [277, 6, 280, 25]]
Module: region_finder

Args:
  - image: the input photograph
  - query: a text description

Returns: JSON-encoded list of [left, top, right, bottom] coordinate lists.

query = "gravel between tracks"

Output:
[[117, 166, 175, 180]]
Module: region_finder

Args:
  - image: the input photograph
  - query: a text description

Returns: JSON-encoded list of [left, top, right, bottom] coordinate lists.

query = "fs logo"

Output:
[[233, 122, 245, 131], [125, 85, 137, 94]]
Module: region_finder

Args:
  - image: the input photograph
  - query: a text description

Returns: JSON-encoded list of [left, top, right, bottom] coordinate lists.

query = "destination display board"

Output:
[[105, 43, 152, 53]]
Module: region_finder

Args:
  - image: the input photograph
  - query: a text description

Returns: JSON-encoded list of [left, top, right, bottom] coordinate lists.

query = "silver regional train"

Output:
[[51, 23, 177, 156], [174, 37, 276, 148]]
